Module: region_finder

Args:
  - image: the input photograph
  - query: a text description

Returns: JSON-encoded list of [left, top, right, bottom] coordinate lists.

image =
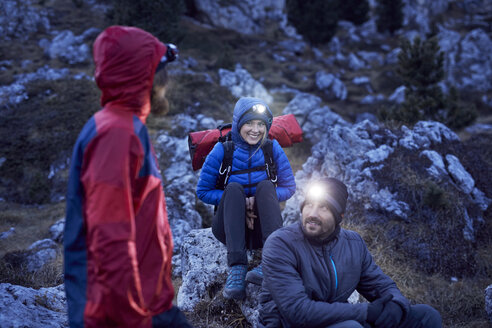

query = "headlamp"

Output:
[[304, 181, 343, 215], [306, 183, 327, 202], [251, 104, 267, 114]]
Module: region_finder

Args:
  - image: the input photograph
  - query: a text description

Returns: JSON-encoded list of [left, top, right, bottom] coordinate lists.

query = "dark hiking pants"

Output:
[[212, 180, 283, 266]]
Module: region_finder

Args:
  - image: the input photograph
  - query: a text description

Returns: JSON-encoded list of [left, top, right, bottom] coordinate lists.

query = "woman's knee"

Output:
[[224, 182, 245, 198], [256, 180, 275, 195]]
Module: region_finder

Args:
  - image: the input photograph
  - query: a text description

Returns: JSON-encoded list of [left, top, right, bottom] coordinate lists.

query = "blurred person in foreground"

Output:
[[64, 25, 192, 328], [258, 177, 442, 328]]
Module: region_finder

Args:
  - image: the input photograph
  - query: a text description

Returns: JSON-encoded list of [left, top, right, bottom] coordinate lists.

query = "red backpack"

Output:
[[188, 113, 303, 171]]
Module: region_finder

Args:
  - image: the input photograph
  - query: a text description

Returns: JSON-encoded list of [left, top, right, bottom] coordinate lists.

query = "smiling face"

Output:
[[239, 119, 266, 145], [301, 198, 337, 240]]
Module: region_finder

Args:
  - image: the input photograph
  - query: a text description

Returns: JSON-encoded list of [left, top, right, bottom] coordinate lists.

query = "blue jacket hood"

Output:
[[231, 97, 273, 147]]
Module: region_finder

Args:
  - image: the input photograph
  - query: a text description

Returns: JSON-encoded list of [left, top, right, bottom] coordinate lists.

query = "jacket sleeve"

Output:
[[271, 139, 296, 202], [355, 233, 411, 318], [196, 142, 224, 206], [262, 232, 368, 327], [80, 128, 147, 324]]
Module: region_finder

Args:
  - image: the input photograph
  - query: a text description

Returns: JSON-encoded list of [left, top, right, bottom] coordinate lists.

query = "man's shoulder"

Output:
[[266, 222, 303, 245], [339, 228, 364, 243], [272, 222, 301, 237]]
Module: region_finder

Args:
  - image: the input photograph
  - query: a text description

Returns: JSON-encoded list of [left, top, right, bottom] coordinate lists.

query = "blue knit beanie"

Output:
[[301, 177, 348, 223], [235, 97, 273, 131]]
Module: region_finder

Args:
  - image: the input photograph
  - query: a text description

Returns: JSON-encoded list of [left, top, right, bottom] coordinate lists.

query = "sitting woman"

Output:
[[196, 97, 296, 300]]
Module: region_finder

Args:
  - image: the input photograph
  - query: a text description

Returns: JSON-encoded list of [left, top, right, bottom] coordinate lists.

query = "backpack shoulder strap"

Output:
[[261, 139, 277, 185], [215, 140, 234, 190]]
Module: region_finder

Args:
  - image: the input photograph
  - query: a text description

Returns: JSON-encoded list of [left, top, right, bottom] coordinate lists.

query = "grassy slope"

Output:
[[0, 1, 491, 327]]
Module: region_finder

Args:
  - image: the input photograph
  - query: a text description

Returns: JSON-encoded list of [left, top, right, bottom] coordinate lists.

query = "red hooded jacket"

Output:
[[64, 26, 174, 327]]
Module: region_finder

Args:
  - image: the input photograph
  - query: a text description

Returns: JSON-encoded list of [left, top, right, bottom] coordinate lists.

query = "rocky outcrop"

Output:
[[219, 64, 273, 103], [191, 0, 289, 36], [0, 283, 68, 328], [38, 28, 100, 65], [438, 27, 492, 92], [177, 228, 228, 311]]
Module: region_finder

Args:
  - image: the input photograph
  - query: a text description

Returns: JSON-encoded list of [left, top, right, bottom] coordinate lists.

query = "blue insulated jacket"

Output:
[[196, 98, 296, 205], [258, 223, 411, 327]]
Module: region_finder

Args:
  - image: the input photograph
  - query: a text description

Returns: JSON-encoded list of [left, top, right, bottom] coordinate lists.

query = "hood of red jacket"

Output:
[[93, 26, 167, 123]]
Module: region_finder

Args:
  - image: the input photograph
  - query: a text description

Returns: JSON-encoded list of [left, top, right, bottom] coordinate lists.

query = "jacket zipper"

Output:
[[247, 147, 252, 194], [323, 246, 339, 298], [330, 255, 338, 293]]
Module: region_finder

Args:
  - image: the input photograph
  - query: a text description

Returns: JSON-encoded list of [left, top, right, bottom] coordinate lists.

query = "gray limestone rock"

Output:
[[177, 228, 228, 311], [219, 64, 273, 103], [0, 283, 68, 328]]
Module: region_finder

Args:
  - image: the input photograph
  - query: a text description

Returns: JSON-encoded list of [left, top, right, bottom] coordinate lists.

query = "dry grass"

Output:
[[343, 219, 491, 328], [0, 251, 63, 289], [0, 202, 65, 257]]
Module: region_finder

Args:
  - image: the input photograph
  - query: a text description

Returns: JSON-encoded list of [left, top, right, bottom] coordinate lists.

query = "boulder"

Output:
[[315, 71, 348, 100], [439, 27, 492, 92], [420, 150, 447, 179], [177, 228, 228, 311], [0, 283, 67, 328], [219, 64, 273, 103], [26, 239, 59, 273], [399, 121, 459, 150], [282, 92, 349, 145], [49, 218, 65, 243], [192, 0, 287, 36], [402, 0, 451, 35], [445, 154, 474, 194], [40, 29, 92, 65]]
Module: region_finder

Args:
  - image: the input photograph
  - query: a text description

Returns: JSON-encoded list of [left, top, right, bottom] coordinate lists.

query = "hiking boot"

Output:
[[245, 264, 263, 285], [223, 264, 247, 300]]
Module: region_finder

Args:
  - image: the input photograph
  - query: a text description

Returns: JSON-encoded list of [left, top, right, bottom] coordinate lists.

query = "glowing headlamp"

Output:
[[306, 183, 327, 202], [251, 104, 267, 114], [304, 181, 343, 215]]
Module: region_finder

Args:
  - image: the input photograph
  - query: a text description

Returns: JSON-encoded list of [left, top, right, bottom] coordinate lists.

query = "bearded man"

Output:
[[258, 177, 442, 328]]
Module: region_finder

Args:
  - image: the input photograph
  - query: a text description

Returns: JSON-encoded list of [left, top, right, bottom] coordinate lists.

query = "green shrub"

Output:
[[108, 0, 185, 43], [286, 0, 340, 45], [339, 0, 370, 26], [376, 0, 404, 34], [381, 36, 476, 129]]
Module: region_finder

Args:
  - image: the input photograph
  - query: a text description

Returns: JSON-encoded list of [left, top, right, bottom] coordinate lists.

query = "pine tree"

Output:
[[339, 0, 370, 26], [376, 0, 404, 35], [396, 36, 445, 123], [108, 0, 184, 43], [286, 0, 340, 45], [384, 36, 477, 128]]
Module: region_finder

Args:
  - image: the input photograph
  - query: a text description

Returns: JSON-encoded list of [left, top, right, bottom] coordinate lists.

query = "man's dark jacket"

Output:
[[258, 222, 410, 327]]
